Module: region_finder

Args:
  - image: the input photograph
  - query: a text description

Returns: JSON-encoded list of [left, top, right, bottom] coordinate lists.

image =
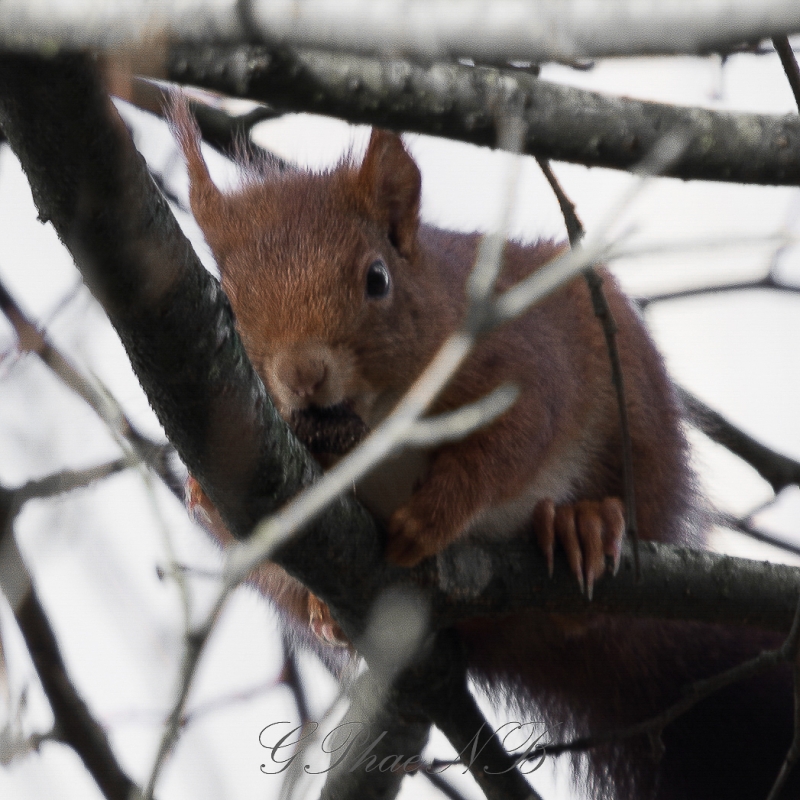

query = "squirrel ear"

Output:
[[167, 94, 233, 266], [356, 129, 421, 259]]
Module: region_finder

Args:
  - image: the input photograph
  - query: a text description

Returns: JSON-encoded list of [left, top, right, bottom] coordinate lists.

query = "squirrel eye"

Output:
[[365, 259, 391, 299]]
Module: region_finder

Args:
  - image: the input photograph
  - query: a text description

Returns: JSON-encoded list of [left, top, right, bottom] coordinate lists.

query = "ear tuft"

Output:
[[356, 129, 421, 259], [166, 93, 230, 263]]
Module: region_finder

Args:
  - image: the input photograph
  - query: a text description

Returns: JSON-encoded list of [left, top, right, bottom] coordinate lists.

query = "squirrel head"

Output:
[[170, 100, 450, 430]]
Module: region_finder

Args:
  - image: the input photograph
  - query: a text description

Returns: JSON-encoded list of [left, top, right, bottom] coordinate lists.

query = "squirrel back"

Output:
[[171, 102, 797, 799]]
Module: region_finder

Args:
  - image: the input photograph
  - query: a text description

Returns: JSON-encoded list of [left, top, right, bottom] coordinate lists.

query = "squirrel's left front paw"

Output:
[[308, 594, 349, 648], [386, 504, 447, 567]]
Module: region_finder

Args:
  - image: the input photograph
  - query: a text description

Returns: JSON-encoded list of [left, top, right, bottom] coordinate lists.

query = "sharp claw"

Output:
[[575, 562, 585, 595]]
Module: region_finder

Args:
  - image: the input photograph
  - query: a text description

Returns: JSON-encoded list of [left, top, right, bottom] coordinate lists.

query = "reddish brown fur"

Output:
[[172, 99, 796, 799]]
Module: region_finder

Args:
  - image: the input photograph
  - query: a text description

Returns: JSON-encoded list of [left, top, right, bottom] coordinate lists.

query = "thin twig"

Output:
[[11, 458, 130, 506], [534, 589, 800, 762], [679, 386, 800, 494], [422, 770, 473, 800], [536, 156, 643, 572], [180, 677, 282, 726], [716, 511, 800, 560], [583, 268, 640, 574], [13, 588, 141, 800], [638, 272, 800, 309], [38, 278, 85, 330], [404, 384, 518, 448], [144, 592, 227, 800], [535, 157, 584, 246], [611, 232, 799, 265], [280, 641, 312, 730], [140, 467, 192, 632], [0, 276, 182, 499], [774, 36, 800, 113]]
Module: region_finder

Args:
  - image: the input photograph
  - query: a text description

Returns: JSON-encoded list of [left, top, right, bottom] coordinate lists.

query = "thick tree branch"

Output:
[[2, 0, 800, 62], [166, 45, 800, 186], [431, 537, 800, 633]]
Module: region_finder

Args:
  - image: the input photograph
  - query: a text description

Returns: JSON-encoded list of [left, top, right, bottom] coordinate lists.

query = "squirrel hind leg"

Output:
[[532, 497, 624, 599]]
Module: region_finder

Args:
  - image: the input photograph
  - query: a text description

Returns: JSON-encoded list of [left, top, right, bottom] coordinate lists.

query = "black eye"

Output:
[[365, 259, 391, 299]]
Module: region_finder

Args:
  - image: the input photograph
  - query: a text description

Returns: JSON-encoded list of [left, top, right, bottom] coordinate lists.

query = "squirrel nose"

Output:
[[284, 358, 327, 403]]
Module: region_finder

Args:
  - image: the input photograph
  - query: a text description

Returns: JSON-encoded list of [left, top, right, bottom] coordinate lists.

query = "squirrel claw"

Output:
[[308, 594, 349, 648], [532, 498, 556, 577], [532, 497, 625, 597], [387, 504, 442, 567]]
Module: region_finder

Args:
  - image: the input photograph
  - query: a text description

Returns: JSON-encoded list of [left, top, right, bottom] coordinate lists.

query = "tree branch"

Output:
[[774, 36, 800, 113], [165, 45, 800, 185], [0, 504, 140, 799], [637, 273, 800, 309], [0, 275, 183, 500], [13, 589, 139, 800], [678, 386, 800, 494], [3, 0, 800, 61], [430, 537, 800, 634]]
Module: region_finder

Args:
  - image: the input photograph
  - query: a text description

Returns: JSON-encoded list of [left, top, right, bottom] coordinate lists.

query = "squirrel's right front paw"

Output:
[[532, 498, 624, 600], [386, 501, 454, 567]]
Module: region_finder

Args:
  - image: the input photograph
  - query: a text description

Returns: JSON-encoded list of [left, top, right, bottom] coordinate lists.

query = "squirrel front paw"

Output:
[[386, 502, 454, 567], [185, 475, 232, 542], [532, 497, 625, 600], [308, 594, 349, 648]]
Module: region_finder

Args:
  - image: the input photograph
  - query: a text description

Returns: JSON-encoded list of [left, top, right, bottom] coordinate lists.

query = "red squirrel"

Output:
[[172, 103, 796, 799]]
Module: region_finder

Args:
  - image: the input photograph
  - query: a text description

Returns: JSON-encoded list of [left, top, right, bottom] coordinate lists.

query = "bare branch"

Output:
[[717, 511, 800, 560], [535, 158, 584, 247], [12, 458, 129, 505], [767, 662, 800, 799], [0, 515, 140, 799], [432, 538, 800, 634], [679, 386, 800, 493], [539, 621, 790, 760], [0, 276, 183, 499], [12, 589, 141, 800], [637, 272, 800, 309], [774, 36, 800, 113], [534, 157, 645, 583], [2, 0, 800, 61], [166, 45, 800, 186]]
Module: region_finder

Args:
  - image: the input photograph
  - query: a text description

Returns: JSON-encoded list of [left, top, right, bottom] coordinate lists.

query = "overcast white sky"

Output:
[[1, 43, 799, 800]]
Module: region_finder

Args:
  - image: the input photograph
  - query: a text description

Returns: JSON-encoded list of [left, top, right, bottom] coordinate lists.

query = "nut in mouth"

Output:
[[289, 401, 369, 457]]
